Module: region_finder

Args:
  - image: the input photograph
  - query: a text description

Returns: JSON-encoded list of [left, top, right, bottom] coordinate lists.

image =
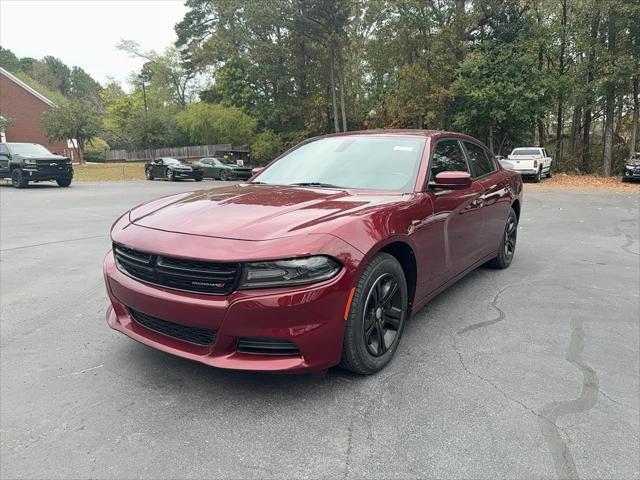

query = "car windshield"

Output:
[[8, 143, 52, 155], [254, 136, 426, 191], [163, 158, 181, 165], [511, 149, 541, 156]]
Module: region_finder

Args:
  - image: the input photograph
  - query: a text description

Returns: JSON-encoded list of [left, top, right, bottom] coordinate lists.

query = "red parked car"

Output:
[[104, 130, 522, 374]]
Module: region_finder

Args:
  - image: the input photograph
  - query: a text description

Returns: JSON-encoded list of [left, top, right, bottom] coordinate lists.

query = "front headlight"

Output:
[[24, 158, 36, 165], [626, 165, 636, 170], [239, 256, 341, 289]]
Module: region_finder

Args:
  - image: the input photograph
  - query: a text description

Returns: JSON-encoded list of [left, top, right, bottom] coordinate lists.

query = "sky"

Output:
[[0, 0, 187, 87]]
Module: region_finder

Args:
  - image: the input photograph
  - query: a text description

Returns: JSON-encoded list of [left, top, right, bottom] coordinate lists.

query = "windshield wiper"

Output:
[[289, 182, 343, 189]]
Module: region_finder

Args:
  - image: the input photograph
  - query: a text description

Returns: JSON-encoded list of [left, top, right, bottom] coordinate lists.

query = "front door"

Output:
[[413, 138, 485, 296]]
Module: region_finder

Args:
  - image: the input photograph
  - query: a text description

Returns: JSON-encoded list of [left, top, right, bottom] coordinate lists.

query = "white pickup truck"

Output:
[[501, 147, 553, 182]]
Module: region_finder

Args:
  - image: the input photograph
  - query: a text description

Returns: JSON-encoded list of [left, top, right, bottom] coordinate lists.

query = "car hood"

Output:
[[129, 184, 403, 241], [16, 154, 69, 161]]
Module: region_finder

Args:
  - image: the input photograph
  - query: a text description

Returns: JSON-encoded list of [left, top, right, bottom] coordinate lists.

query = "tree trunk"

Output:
[[329, 49, 340, 133], [488, 124, 494, 154], [554, 0, 567, 165], [602, 14, 617, 177], [337, 49, 348, 132], [581, 8, 600, 173], [571, 104, 582, 154], [77, 139, 85, 165], [603, 86, 615, 176], [631, 75, 639, 155]]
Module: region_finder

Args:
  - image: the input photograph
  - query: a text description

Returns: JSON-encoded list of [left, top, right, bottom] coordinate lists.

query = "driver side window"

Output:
[[428, 139, 469, 183]]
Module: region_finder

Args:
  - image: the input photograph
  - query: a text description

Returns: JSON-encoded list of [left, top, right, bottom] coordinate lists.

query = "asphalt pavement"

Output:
[[1, 179, 638, 479]]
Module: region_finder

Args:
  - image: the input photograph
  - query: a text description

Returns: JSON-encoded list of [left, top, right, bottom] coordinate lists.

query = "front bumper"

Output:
[[623, 169, 640, 181], [22, 166, 73, 180], [172, 170, 202, 179], [103, 231, 362, 373]]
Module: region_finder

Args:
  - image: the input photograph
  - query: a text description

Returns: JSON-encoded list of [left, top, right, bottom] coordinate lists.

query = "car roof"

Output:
[[315, 129, 485, 145]]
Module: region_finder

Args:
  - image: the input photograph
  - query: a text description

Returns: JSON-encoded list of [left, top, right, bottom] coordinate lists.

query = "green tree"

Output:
[[250, 130, 284, 164], [0, 47, 21, 73], [43, 100, 104, 164], [177, 102, 257, 145]]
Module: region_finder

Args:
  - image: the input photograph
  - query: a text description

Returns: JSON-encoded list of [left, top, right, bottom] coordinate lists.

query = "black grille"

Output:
[[114, 243, 240, 295], [128, 308, 216, 346], [237, 337, 301, 356]]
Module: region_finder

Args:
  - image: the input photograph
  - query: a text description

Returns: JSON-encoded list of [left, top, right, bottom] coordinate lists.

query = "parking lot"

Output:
[[1, 181, 638, 479]]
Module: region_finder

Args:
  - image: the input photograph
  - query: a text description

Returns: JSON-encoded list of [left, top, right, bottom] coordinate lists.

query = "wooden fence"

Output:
[[105, 144, 249, 163]]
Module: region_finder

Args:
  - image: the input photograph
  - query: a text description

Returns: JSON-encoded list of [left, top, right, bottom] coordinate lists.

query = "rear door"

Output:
[[0, 144, 10, 176], [463, 141, 509, 255]]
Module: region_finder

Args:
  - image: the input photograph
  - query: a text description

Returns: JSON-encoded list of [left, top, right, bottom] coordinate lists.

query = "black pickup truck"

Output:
[[0, 142, 73, 188]]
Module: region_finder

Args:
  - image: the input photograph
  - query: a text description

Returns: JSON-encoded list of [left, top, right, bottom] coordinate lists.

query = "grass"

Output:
[[73, 162, 146, 182]]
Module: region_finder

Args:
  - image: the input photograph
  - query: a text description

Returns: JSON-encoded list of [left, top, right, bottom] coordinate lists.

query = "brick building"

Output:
[[0, 67, 67, 154]]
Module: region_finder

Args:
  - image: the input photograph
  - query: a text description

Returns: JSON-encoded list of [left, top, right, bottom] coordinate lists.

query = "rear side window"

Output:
[[429, 140, 469, 181], [464, 142, 496, 178]]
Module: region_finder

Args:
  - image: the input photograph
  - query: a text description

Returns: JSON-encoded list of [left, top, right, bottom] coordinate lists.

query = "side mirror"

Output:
[[251, 167, 265, 176], [432, 171, 472, 190]]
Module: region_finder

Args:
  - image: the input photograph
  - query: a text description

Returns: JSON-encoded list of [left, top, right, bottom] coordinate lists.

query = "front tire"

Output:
[[546, 164, 553, 178], [220, 170, 229, 181], [340, 253, 408, 375], [56, 177, 72, 187], [486, 208, 518, 269], [166, 169, 176, 182], [11, 169, 28, 188]]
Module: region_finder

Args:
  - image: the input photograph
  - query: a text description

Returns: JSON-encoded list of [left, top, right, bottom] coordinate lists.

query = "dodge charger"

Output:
[[103, 130, 523, 374]]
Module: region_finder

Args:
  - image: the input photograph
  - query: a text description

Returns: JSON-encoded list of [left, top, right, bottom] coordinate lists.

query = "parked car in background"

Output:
[[104, 130, 523, 375], [0, 142, 73, 188], [195, 157, 253, 181], [145, 157, 203, 182], [502, 147, 552, 182], [622, 152, 640, 182]]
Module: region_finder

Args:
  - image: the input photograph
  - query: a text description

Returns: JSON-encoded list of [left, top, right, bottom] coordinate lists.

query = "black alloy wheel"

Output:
[[166, 169, 175, 181], [145, 168, 154, 180], [341, 252, 408, 374], [220, 169, 229, 181], [486, 208, 518, 269], [363, 274, 403, 357]]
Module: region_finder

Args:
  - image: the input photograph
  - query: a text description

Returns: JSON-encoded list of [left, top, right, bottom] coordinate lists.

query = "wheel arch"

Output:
[[511, 199, 521, 221], [377, 240, 418, 313]]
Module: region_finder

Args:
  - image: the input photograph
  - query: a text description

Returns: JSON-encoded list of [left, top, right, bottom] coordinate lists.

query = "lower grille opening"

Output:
[[127, 308, 216, 346], [237, 337, 301, 356]]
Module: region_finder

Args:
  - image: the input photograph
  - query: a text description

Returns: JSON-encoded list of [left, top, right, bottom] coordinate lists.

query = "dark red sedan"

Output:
[[104, 130, 522, 374]]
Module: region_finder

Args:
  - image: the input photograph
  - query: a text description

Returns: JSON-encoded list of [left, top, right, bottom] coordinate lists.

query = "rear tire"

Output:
[[533, 168, 542, 183], [11, 169, 28, 188], [166, 169, 176, 182], [56, 177, 72, 187], [145, 168, 154, 181], [486, 208, 518, 269], [340, 253, 408, 375]]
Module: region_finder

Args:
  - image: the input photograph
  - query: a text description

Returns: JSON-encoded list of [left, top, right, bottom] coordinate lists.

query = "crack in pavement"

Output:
[[451, 332, 573, 439], [456, 285, 510, 335], [0, 234, 109, 252], [614, 226, 639, 256], [539, 318, 599, 480]]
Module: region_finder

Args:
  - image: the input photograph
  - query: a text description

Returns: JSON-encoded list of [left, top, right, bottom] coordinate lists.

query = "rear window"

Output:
[[464, 142, 496, 178], [511, 149, 541, 156]]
